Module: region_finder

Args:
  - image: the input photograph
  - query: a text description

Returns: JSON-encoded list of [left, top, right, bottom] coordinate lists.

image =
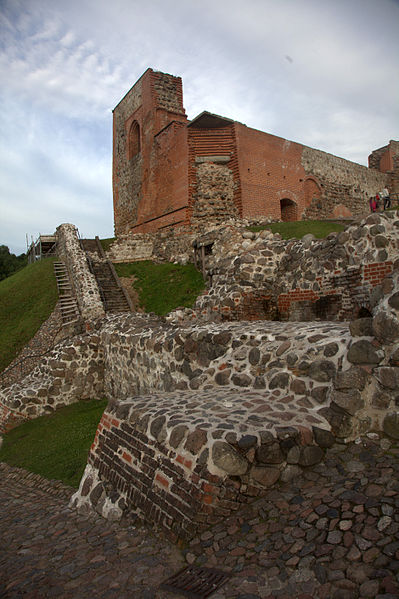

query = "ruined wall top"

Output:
[[56, 224, 105, 322]]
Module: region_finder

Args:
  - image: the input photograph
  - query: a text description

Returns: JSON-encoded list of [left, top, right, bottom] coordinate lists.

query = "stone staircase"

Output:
[[53, 262, 80, 325], [80, 238, 132, 313]]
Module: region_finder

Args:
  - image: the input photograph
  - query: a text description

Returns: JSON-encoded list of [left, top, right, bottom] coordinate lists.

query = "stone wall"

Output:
[[112, 75, 143, 235], [0, 332, 104, 434], [193, 212, 399, 323], [56, 223, 105, 322], [70, 391, 331, 541], [3, 212, 399, 542], [69, 263, 399, 539], [302, 147, 389, 220], [0, 303, 73, 390], [191, 162, 238, 223]]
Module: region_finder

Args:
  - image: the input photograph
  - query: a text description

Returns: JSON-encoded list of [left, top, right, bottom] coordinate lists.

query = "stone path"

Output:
[[1, 434, 399, 599]]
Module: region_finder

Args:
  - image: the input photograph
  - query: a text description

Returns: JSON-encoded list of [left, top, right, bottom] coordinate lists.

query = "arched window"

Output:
[[128, 121, 140, 159], [280, 198, 297, 222]]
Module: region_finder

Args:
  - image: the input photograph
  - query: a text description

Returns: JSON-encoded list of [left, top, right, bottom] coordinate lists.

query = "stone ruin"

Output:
[[1, 213, 399, 542]]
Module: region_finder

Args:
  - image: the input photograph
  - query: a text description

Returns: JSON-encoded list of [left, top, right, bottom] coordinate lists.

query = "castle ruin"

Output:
[[113, 68, 398, 234]]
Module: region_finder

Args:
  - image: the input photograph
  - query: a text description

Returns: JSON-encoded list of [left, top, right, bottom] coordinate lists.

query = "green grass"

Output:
[[115, 261, 205, 316], [247, 220, 346, 239], [0, 259, 58, 372], [0, 399, 107, 488], [100, 237, 116, 252]]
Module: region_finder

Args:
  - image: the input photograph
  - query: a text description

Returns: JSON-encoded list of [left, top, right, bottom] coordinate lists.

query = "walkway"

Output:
[[1, 434, 399, 599]]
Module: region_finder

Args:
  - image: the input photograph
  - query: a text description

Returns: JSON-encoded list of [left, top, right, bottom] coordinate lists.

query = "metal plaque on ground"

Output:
[[160, 565, 230, 598]]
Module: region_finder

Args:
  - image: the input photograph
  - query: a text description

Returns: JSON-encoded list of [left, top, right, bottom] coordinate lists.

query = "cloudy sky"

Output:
[[1, 0, 398, 255]]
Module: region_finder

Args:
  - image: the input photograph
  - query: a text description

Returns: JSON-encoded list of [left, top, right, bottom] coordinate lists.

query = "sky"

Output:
[[1, 0, 398, 255]]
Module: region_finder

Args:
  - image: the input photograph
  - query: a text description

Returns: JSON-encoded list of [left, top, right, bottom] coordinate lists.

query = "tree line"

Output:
[[0, 245, 27, 282]]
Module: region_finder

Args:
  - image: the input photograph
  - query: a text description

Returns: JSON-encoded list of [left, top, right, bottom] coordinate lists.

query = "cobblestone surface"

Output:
[[1, 434, 399, 599]]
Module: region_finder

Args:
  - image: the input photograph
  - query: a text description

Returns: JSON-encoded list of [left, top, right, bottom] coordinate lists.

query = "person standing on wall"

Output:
[[381, 187, 391, 210]]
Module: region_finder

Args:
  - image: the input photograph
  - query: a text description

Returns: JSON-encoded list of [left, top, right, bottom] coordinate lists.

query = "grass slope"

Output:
[[248, 220, 346, 239], [0, 399, 107, 488], [0, 258, 58, 372], [115, 261, 205, 316]]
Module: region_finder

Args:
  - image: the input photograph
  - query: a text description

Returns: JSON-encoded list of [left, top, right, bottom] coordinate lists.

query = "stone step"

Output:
[[74, 387, 334, 542]]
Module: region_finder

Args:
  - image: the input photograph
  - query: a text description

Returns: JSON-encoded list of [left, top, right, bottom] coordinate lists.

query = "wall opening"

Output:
[[280, 198, 297, 222], [128, 121, 141, 159]]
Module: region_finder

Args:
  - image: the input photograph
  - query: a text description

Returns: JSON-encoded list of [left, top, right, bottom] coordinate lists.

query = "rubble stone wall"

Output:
[[0, 333, 104, 434], [191, 162, 238, 223], [302, 147, 389, 220], [70, 267, 399, 540], [194, 212, 399, 322], [56, 224, 104, 321]]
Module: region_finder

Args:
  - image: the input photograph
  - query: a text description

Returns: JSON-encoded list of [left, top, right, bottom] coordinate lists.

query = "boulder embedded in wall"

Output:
[[349, 318, 373, 337], [383, 412, 399, 440], [331, 389, 365, 416], [212, 441, 248, 475], [298, 445, 324, 466], [373, 311, 399, 343], [308, 360, 336, 382], [250, 465, 280, 487], [347, 340, 383, 364], [375, 366, 399, 389], [334, 366, 368, 391], [312, 426, 335, 448]]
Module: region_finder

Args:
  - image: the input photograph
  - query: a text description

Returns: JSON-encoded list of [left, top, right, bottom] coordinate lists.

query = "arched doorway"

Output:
[[280, 198, 297, 221], [304, 177, 322, 209]]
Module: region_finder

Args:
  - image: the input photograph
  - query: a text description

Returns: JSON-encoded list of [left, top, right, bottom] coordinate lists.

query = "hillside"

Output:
[[0, 258, 58, 373], [115, 261, 206, 316]]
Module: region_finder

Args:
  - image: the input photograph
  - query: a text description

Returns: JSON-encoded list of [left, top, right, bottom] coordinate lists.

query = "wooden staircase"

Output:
[[80, 238, 132, 313], [53, 262, 80, 325]]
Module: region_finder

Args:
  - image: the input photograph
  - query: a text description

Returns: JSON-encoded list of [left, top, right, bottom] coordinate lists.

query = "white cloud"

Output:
[[0, 0, 398, 254]]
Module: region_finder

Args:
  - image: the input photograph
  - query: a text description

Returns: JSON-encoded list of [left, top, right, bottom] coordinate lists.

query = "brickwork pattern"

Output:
[[112, 69, 395, 232]]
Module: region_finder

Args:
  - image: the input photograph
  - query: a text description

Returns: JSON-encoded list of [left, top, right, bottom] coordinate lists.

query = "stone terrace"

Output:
[[71, 310, 399, 541]]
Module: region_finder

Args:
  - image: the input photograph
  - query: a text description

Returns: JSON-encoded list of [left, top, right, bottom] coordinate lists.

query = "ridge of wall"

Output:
[[56, 224, 105, 322]]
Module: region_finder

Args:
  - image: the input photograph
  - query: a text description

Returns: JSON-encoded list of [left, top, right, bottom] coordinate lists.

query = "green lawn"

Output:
[[99, 237, 116, 253], [248, 220, 346, 239], [115, 261, 205, 316], [0, 258, 58, 372], [0, 399, 107, 488]]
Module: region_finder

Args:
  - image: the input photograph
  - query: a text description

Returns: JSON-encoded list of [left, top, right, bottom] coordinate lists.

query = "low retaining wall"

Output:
[[71, 283, 399, 540], [71, 388, 332, 542], [0, 333, 104, 434]]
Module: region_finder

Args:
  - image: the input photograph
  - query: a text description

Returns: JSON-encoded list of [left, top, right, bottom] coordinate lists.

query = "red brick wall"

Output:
[[133, 121, 189, 232], [113, 69, 188, 235], [235, 123, 306, 220], [379, 149, 393, 173], [89, 412, 252, 542]]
